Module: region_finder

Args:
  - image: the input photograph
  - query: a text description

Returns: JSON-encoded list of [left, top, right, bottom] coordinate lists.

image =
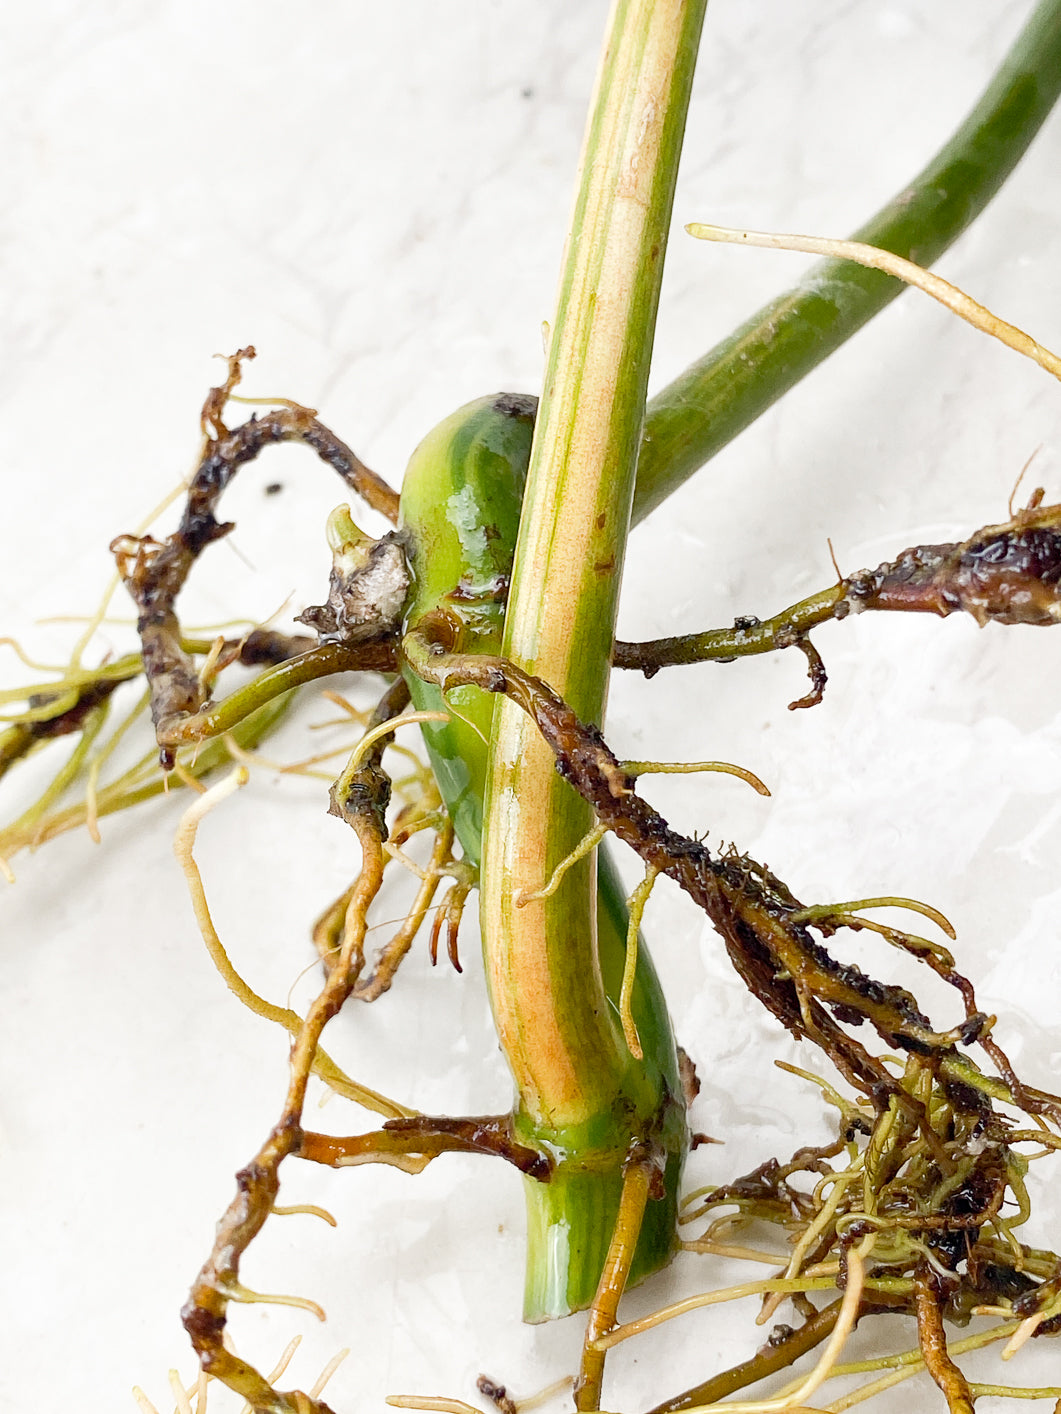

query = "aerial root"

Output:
[[0, 697, 110, 868], [132, 1335, 349, 1414], [221, 1280, 326, 1323], [114, 356, 402, 764], [787, 636, 827, 711], [195, 634, 228, 698], [686, 223, 1061, 384], [647, 1303, 843, 1414], [181, 746, 390, 1412], [340, 710, 449, 777], [477, 1374, 574, 1414], [313, 676, 471, 995], [914, 1265, 976, 1414], [791, 894, 956, 942], [814, 1317, 1061, 1409], [308, 1349, 350, 1400], [516, 824, 607, 905], [167, 1369, 196, 1414], [298, 1114, 549, 1177], [200, 345, 255, 438], [576, 1150, 655, 1411], [173, 763, 412, 1118], [131, 1385, 161, 1413], [687, 1239, 871, 1414], [356, 817, 458, 999], [386, 1399, 483, 1414], [595, 1272, 847, 1353], [271, 1203, 338, 1226], [429, 864, 475, 973], [1001, 1307, 1051, 1361], [772, 1060, 872, 1134], [620, 866, 660, 1060], [621, 757, 770, 796], [621, 1243, 871, 1414]]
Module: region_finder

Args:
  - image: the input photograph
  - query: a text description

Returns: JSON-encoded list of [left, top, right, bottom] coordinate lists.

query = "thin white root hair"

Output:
[[386, 1399, 484, 1414], [309, 1348, 351, 1400]]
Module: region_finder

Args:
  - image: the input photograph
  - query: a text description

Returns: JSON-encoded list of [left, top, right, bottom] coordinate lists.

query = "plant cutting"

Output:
[[4, 5, 1061, 1414]]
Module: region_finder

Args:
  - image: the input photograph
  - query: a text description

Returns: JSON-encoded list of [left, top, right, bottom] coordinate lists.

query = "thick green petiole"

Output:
[[479, 0, 705, 1319], [400, 395, 685, 1318]]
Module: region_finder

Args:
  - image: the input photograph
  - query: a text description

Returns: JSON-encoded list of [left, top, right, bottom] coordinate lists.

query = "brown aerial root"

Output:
[[297, 1116, 552, 1179], [112, 348, 401, 765], [311, 675, 474, 996], [178, 674, 554, 1413], [613, 493, 1061, 703], [403, 622, 1061, 1407], [180, 724, 389, 1413], [406, 621, 1007, 1103], [645, 1300, 844, 1413], [360, 813, 456, 995]]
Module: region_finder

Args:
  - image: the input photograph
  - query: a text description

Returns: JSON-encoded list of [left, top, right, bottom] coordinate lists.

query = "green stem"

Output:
[[635, 0, 1061, 523], [480, 0, 705, 1318]]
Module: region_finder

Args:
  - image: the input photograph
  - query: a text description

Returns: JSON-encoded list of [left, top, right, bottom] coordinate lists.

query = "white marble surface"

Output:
[[2, 3, 1061, 1411]]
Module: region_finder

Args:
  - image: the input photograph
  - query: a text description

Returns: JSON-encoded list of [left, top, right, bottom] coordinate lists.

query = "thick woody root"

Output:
[[615, 494, 1061, 707], [404, 623, 1061, 1410], [111, 349, 402, 765], [178, 682, 544, 1413]]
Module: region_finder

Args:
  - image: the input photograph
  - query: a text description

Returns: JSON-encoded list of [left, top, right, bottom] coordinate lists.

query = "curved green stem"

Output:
[[635, 0, 1061, 522]]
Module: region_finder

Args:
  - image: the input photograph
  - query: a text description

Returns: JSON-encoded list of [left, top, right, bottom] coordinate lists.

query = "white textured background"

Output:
[[2, 3, 1061, 1411]]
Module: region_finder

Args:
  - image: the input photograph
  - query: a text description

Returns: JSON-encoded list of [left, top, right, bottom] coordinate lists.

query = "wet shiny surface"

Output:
[[3, 4, 1061, 1410]]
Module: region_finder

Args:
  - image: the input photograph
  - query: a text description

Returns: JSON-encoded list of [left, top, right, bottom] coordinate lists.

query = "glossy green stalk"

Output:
[[402, 395, 685, 1318], [480, 0, 705, 1317], [634, 0, 1061, 523], [400, 395, 537, 865]]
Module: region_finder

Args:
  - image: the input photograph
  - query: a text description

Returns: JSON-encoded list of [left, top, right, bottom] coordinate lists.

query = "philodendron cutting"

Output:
[[5, 6, 1061, 1414]]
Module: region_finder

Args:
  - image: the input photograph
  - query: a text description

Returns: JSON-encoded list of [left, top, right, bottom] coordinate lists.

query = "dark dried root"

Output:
[[403, 621, 1061, 1394], [613, 496, 1061, 704], [114, 350, 400, 764]]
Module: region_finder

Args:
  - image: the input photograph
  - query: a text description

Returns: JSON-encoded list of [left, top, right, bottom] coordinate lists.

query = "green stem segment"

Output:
[[480, 0, 705, 1318], [635, 0, 1061, 523], [400, 395, 684, 1319]]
